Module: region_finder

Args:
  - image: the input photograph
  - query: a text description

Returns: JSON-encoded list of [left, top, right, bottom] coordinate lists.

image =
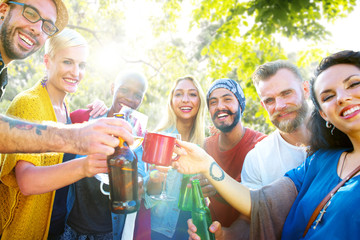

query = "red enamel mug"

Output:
[[142, 132, 178, 166]]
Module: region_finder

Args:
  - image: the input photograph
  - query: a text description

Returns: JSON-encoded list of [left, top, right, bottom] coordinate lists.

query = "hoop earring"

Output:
[[0, 16, 4, 20], [330, 125, 335, 135], [326, 121, 335, 135]]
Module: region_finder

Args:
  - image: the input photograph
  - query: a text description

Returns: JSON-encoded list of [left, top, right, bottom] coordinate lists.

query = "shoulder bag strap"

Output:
[[303, 164, 360, 237]]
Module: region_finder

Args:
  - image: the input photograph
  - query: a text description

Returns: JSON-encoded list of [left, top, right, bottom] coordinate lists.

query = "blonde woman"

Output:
[[0, 29, 108, 240], [142, 76, 206, 239]]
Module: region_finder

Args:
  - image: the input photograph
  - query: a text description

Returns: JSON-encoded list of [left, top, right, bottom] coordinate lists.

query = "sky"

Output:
[[326, 6, 360, 51], [96, 1, 360, 76], [282, 6, 360, 53]]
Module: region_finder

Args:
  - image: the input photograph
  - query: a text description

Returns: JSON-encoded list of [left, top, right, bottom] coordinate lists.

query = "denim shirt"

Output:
[[144, 128, 184, 238], [67, 112, 149, 238]]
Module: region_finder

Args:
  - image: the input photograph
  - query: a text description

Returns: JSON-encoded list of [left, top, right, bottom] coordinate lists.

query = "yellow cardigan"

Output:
[[0, 81, 68, 239]]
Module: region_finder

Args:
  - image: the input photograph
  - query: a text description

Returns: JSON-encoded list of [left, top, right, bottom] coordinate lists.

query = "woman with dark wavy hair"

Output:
[[174, 50, 360, 240]]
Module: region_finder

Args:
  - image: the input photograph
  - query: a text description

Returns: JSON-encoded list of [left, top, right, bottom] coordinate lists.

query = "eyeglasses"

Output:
[[8, 1, 58, 36]]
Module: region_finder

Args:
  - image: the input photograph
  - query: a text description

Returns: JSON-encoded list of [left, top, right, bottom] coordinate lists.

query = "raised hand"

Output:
[[68, 117, 134, 156], [172, 140, 214, 174], [87, 99, 108, 118]]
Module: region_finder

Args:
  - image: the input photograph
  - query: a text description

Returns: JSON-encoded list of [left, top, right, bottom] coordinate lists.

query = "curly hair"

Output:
[[308, 50, 360, 154]]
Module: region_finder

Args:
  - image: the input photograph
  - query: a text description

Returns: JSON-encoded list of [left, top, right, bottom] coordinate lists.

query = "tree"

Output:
[[2, 0, 357, 134], [170, 0, 356, 132]]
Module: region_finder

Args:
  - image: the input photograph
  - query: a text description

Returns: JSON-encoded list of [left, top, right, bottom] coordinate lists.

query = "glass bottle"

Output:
[[107, 114, 140, 214], [191, 179, 215, 240], [178, 174, 195, 211]]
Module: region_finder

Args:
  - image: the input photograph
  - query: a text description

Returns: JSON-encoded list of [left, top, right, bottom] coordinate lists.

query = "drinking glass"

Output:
[[119, 105, 148, 149]]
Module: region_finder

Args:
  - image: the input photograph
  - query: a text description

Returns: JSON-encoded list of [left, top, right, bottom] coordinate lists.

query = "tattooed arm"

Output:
[[0, 114, 133, 155], [173, 140, 251, 217]]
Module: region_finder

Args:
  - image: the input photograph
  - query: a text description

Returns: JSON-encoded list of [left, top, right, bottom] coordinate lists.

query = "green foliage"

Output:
[[188, 0, 356, 132], [1, 0, 357, 136]]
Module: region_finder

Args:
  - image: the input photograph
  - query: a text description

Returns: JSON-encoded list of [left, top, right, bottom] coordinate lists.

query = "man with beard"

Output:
[[202, 78, 266, 228], [241, 60, 309, 189], [187, 61, 310, 240], [0, 0, 132, 156]]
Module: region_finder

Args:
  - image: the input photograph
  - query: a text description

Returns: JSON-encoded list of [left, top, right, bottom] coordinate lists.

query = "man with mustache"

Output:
[[201, 78, 266, 228], [188, 61, 310, 240], [241, 60, 309, 190], [0, 0, 131, 155]]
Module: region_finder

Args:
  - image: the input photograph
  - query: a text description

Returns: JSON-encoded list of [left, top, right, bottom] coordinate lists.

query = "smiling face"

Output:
[[45, 45, 88, 94], [0, 0, 56, 63], [208, 88, 241, 133], [112, 76, 147, 112], [315, 64, 360, 136], [171, 79, 200, 122], [257, 68, 309, 133]]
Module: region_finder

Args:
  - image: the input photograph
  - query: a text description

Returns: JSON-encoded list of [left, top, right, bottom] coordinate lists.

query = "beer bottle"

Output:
[[107, 113, 140, 214], [178, 174, 195, 211], [191, 179, 215, 240]]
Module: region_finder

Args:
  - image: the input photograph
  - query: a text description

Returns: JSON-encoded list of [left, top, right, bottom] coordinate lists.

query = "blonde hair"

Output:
[[44, 28, 88, 58], [156, 76, 206, 146]]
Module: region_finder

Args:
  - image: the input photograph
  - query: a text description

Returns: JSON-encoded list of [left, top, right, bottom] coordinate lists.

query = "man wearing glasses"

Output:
[[0, 1, 132, 156]]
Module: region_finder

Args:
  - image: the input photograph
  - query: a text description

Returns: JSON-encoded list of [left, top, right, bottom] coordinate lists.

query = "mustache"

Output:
[[270, 105, 301, 121], [212, 110, 235, 121]]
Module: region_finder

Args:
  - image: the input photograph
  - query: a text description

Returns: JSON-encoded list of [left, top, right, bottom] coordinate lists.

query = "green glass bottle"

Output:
[[178, 174, 195, 211], [191, 179, 215, 240]]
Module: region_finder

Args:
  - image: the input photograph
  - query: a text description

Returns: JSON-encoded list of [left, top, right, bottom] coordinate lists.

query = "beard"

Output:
[[1, 12, 39, 60], [212, 106, 241, 133], [270, 98, 308, 133]]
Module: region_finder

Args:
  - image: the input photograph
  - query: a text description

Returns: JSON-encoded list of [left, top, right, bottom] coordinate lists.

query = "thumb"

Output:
[[209, 221, 221, 233]]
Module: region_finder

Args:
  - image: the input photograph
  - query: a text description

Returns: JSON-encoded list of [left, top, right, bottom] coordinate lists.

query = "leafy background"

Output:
[[2, 0, 357, 135]]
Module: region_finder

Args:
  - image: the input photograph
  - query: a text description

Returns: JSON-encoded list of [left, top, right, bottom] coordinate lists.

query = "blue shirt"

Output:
[[283, 148, 360, 239]]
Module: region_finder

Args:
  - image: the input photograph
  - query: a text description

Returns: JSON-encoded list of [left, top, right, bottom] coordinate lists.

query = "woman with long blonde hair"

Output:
[[144, 76, 207, 239]]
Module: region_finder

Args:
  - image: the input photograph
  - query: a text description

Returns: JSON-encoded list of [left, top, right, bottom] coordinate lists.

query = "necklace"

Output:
[[339, 152, 349, 180]]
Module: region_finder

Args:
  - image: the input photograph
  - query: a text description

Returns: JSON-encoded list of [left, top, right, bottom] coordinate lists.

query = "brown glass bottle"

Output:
[[107, 115, 140, 214]]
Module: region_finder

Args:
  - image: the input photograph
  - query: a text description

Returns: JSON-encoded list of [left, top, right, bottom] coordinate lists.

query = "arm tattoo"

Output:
[[0, 115, 47, 135], [209, 161, 225, 181]]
